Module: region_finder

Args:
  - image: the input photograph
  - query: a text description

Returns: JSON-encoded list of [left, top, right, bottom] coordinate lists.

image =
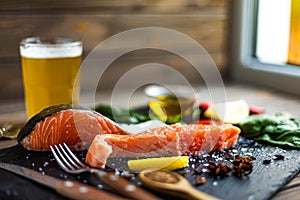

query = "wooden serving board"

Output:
[[0, 137, 299, 200]]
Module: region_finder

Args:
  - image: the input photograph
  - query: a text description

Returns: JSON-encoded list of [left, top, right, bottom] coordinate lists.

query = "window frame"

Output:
[[230, 0, 300, 95]]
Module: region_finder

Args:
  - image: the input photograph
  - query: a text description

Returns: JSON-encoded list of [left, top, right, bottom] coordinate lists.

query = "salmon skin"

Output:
[[86, 124, 241, 168], [17, 104, 128, 151]]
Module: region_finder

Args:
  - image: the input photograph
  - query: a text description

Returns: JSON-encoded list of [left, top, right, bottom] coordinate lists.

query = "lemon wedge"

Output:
[[128, 156, 189, 171], [203, 99, 249, 124]]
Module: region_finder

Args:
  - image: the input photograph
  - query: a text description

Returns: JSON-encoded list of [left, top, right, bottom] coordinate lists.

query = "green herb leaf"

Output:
[[238, 112, 300, 149], [94, 104, 150, 124]]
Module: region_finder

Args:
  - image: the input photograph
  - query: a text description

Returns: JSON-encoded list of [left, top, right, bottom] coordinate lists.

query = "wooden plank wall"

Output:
[[0, 0, 230, 103]]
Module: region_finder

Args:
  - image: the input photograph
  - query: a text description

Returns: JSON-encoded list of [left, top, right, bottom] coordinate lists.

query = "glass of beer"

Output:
[[20, 37, 83, 118]]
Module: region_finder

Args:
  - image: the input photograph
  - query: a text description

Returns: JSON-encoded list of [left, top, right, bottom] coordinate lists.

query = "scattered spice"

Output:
[[202, 155, 255, 179], [195, 177, 206, 185], [263, 159, 271, 164], [207, 162, 232, 177], [261, 154, 285, 165], [273, 154, 284, 160], [232, 156, 254, 177]]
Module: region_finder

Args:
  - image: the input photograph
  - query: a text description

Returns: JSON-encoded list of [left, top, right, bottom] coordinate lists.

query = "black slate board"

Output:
[[0, 137, 300, 200]]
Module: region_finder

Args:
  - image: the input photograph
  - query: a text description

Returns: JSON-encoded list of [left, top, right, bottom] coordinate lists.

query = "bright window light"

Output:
[[256, 0, 291, 64]]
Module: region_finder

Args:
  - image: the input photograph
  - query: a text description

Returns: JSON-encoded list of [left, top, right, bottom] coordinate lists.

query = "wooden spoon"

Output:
[[139, 169, 219, 200]]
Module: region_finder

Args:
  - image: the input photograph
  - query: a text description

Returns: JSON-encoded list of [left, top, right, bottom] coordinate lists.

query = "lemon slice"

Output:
[[128, 156, 189, 171], [203, 99, 249, 124]]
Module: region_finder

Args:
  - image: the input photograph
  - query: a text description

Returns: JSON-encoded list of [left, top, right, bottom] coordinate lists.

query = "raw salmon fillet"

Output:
[[18, 105, 128, 151], [86, 124, 241, 168]]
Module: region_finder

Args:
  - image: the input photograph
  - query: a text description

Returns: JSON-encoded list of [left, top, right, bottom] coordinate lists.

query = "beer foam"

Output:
[[20, 45, 82, 58]]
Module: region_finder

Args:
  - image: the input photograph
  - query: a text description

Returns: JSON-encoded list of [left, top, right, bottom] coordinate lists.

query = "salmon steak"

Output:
[[86, 123, 241, 168], [17, 104, 128, 151]]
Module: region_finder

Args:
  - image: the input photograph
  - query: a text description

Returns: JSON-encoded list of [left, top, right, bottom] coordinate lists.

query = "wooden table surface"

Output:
[[0, 82, 299, 200]]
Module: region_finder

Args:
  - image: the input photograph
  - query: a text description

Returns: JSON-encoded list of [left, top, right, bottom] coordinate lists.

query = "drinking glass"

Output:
[[20, 37, 83, 118]]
